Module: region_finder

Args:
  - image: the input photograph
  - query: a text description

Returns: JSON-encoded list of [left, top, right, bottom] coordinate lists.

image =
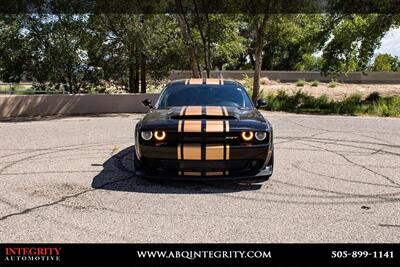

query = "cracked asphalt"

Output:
[[0, 112, 399, 242]]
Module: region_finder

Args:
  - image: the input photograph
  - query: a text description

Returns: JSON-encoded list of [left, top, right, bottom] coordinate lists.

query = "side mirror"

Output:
[[142, 99, 153, 108], [256, 99, 268, 109]]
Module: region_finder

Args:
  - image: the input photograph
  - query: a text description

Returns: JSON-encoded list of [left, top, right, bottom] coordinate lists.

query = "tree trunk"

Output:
[[252, 14, 269, 103], [140, 53, 146, 93], [198, 29, 209, 78], [193, 2, 211, 78], [128, 43, 136, 93], [128, 60, 135, 93], [205, 13, 212, 78], [68, 71, 74, 94], [176, 1, 201, 78], [69, 82, 73, 94], [134, 54, 140, 93]]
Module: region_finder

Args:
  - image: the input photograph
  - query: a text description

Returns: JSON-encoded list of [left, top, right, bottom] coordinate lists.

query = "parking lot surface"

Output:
[[0, 112, 399, 242]]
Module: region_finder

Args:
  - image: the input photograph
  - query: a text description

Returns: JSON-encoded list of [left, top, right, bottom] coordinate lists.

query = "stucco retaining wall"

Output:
[[0, 94, 160, 118]]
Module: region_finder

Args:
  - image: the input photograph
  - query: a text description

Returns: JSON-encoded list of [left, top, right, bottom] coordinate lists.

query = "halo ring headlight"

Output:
[[241, 131, 254, 141], [255, 132, 267, 141], [154, 131, 166, 141], [141, 131, 153, 141]]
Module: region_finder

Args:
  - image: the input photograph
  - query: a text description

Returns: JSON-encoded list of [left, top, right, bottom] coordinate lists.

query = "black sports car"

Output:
[[134, 78, 274, 181]]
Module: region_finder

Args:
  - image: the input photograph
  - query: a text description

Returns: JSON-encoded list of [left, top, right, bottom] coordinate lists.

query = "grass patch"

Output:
[[328, 80, 337, 88], [263, 91, 400, 117], [296, 79, 305, 87], [311, 80, 320, 87], [0, 83, 36, 95]]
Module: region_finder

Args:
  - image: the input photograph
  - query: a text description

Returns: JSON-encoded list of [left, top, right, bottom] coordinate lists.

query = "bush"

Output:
[[328, 80, 337, 88], [311, 80, 320, 87], [365, 91, 381, 103], [296, 79, 305, 87], [242, 75, 253, 95], [262, 91, 400, 117]]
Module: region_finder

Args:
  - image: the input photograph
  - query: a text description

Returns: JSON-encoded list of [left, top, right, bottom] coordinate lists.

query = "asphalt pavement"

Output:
[[0, 112, 399, 242]]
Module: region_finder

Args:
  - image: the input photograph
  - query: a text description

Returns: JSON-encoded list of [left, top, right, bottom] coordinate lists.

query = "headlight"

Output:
[[255, 132, 267, 141], [154, 131, 166, 141], [241, 131, 254, 141], [141, 131, 153, 141]]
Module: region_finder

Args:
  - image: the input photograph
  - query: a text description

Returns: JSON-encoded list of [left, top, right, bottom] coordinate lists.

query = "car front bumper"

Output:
[[135, 165, 273, 181]]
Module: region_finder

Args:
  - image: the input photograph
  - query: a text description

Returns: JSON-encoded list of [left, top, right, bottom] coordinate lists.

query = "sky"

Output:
[[374, 27, 400, 57]]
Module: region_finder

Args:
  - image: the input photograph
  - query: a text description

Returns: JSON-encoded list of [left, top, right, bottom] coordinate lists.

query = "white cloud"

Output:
[[374, 28, 400, 57]]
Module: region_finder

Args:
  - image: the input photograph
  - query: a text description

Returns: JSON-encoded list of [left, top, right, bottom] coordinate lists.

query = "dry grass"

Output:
[[247, 80, 400, 101]]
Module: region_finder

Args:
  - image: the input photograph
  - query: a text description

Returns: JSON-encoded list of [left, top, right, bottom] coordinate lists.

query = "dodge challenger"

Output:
[[134, 78, 273, 181]]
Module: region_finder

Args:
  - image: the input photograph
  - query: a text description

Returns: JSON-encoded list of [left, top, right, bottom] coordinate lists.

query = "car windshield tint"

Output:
[[157, 85, 253, 109]]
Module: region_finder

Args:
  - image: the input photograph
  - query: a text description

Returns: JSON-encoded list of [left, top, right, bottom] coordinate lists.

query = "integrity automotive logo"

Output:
[[3, 247, 62, 263]]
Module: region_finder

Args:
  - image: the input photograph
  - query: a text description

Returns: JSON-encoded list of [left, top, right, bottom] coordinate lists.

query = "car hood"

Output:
[[139, 106, 270, 132]]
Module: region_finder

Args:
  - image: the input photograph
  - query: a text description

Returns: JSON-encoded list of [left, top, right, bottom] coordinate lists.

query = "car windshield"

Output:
[[156, 85, 254, 109]]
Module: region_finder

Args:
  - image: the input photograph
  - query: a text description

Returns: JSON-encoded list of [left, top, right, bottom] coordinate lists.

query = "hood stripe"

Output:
[[177, 106, 230, 133], [187, 78, 224, 85], [206, 106, 223, 116], [185, 106, 202, 116]]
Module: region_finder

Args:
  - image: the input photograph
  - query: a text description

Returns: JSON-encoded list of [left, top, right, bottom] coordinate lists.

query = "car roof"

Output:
[[167, 78, 242, 87]]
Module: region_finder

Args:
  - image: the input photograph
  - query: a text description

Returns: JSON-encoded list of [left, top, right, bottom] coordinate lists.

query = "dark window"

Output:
[[156, 85, 253, 109]]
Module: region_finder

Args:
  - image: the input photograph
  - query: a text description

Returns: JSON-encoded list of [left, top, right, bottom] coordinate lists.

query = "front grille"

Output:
[[143, 159, 262, 172]]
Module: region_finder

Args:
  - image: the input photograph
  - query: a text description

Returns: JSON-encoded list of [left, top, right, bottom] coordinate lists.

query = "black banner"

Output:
[[0, 244, 399, 267]]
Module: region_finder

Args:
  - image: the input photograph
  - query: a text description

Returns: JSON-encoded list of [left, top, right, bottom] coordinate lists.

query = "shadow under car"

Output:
[[91, 146, 266, 194]]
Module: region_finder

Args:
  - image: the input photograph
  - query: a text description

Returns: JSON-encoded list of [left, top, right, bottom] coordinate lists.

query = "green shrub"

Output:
[[311, 80, 320, 87], [242, 75, 253, 94], [338, 93, 363, 115], [261, 91, 400, 117], [296, 79, 305, 87], [328, 80, 337, 88], [365, 91, 381, 103]]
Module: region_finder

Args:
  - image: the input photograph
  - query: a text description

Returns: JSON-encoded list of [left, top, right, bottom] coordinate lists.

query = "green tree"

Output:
[[0, 14, 90, 93], [262, 14, 327, 71], [175, 1, 246, 77], [0, 15, 31, 83], [87, 14, 186, 92], [320, 14, 400, 74], [373, 53, 399, 71]]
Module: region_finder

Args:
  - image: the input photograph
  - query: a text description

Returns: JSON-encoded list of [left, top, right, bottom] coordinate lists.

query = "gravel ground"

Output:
[[0, 112, 399, 243]]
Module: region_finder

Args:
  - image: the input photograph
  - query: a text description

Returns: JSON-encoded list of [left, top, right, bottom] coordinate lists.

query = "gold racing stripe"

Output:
[[206, 171, 224, 176], [206, 106, 223, 116], [188, 78, 203, 85], [183, 144, 201, 160], [183, 120, 202, 132], [183, 172, 201, 176], [205, 144, 224, 160], [185, 106, 202, 116], [206, 170, 229, 176], [177, 144, 182, 160], [225, 120, 230, 132], [180, 106, 186, 116], [177, 120, 183, 132], [205, 78, 220, 85], [206, 120, 224, 132], [222, 106, 228, 116]]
